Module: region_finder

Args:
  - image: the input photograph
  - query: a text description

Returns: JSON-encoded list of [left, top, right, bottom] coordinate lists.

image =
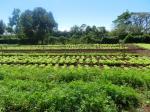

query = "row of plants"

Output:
[[0, 65, 149, 111], [0, 44, 127, 50], [0, 63, 150, 69], [0, 52, 136, 57], [0, 55, 150, 65]]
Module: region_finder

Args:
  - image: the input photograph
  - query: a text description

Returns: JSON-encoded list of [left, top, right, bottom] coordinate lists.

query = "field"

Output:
[[0, 44, 150, 112], [136, 44, 150, 50]]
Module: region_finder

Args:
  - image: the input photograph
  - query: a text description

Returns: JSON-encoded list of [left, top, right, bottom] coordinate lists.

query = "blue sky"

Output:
[[0, 0, 150, 31]]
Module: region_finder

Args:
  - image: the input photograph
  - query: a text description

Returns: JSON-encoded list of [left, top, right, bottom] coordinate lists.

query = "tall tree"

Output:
[[113, 11, 150, 38], [20, 10, 33, 38], [20, 7, 57, 44], [70, 25, 80, 35], [9, 8, 21, 33], [129, 12, 150, 34], [113, 11, 131, 38], [0, 20, 5, 35]]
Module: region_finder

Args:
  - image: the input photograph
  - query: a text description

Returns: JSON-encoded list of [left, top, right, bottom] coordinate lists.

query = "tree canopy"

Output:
[[20, 7, 57, 44], [0, 20, 5, 35], [113, 11, 150, 36], [0, 8, 150, 44]]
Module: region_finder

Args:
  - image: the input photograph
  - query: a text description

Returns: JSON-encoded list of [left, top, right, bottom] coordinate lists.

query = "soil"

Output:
[[0, 44, 150, 56], [127, 44, 150, 56], [143, 105, 150, 112]]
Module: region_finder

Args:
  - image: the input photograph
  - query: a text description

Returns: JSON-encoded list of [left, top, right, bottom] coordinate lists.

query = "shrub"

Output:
[[124, 34, 132, 43], [101, 37, 119, 44], [0, 73, 4, 80], [124, 34, 150, 43], [68, 81, 141, 111], [101, 84, 141, 111], [102, 72, 147, 89], [143, 34, 150, 43], [143, 75, 150, 89], [1, 82, 117, 112], [51, 68, 100, 82]]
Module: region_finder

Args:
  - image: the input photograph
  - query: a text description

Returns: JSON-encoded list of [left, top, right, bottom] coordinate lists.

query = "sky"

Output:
[[0, 0, 150, 31]]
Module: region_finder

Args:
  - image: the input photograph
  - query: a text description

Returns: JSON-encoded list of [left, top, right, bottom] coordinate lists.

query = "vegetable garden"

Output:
[[0, 44, 150, 112]]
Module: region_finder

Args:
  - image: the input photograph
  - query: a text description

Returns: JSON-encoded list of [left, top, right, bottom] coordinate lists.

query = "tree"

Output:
[[20, 7, 57, 44], [0, 20, 5, 35], [112, 11, 131, 38], [70, 25, 80, 35], [129, 12, 150, 34], [9, 8, 21, 33], [6, 26, 13, 34], [113, 11, 150, 39], [33, 7, 57, 44], [20, 10, 33, 38]]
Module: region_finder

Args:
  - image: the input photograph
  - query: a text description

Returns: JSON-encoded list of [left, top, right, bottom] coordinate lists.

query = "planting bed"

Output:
[[0, 55, 150, 68], [0, 44, 149, 112], [0, 65, 149, 112]]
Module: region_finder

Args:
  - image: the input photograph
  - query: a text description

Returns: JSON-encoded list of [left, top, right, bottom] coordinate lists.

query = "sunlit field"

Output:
[[0, 44, 149, 112], [0, 0, 150, 111]]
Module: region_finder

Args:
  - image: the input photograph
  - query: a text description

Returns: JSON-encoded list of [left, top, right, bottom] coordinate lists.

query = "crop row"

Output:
[[0, 55, 150, 66], [0, 66, 149, 111], [0, 52, 137, 56], [0, 44, 127, 50]]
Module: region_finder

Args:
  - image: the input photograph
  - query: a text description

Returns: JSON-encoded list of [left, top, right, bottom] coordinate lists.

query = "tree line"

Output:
[[0, 8, 150, 44]]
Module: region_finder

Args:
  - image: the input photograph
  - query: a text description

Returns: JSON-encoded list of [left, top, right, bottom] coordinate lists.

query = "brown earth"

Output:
[[127, 44, 150, 56], [143, 105, 150, 112], [0, 44, 150, 56]]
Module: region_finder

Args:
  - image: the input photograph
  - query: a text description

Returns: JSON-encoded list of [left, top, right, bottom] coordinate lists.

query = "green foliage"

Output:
[[0, 20, 6, 35], [1, 8, 150, 44], [113, 11, 150, 36], [0, 66, 147, 111], [0, 80, 140, 112], [124, 34, 134, 43], [52, 68, 100, 82], [101, 84, 141, 111], [101, 69, 148, 89], [19, 7, 57, 44], [101, 37, 119, 44], [1, 82, 117, 112], [124, 34, 150, 43], [0, 73, 4, 80], [143, 34, 150, 43], [137, 44, 150, 50], [8, 8, 21, 33]]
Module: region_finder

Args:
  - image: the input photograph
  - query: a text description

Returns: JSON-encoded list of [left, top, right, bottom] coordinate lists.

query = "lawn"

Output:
[[136, 44, 150, 50]]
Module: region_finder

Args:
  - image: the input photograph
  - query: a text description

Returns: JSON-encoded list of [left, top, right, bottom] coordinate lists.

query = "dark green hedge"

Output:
[[101, 37, 119, 44], [1, 34, 150, 44], [124, 34, 150, 43]]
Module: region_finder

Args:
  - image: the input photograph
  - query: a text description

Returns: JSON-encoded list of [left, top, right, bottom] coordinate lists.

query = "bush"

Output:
[[102, 72, 147, 89], [143, 75, 150, 89], [101, 37, 119, 44], [1, 82, 117, 112], [102, 84, 141, 111], [68, 81, 141, 111], [0, 67, 144, 112], [124, 34, 150, 43], [52, 68, 100, 82], [143, 34, 150, 43], [124, 34, 132, 43], [0, 73, 4, 80]]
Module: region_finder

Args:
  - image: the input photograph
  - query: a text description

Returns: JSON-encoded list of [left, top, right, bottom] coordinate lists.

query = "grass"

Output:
[[136, 44, 150, 49]]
